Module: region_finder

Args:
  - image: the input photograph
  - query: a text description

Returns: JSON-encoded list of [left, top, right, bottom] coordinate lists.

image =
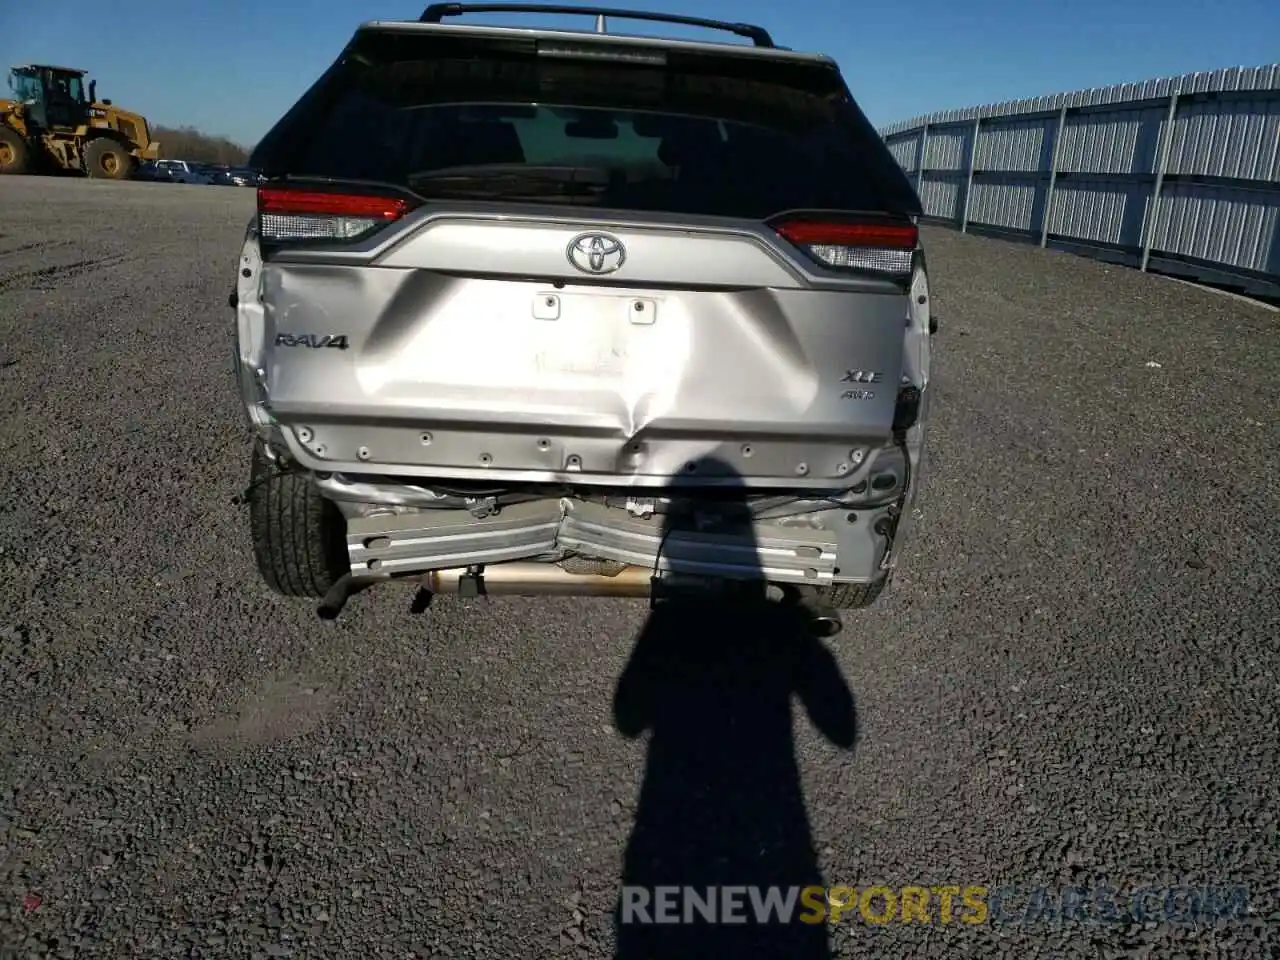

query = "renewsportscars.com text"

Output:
[[619, 884, 1252, 926]]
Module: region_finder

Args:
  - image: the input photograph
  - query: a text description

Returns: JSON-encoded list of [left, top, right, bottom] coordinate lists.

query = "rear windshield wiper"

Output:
[[407, 163, 617, 199], [409, 163, 612, 184]]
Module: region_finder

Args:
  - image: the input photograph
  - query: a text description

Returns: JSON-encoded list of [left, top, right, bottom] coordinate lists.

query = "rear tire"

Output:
[[247, 445, 349, 598], [0, 128, 30, 175], [83, 137, 132, 180], [813, 577, 888, 610]]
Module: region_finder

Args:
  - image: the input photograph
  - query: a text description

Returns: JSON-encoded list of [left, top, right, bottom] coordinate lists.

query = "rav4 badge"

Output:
[[274, 333, 349, 350]]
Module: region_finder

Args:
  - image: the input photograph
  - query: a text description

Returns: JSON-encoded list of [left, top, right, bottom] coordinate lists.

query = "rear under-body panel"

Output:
[[342, 496, 897, 585]]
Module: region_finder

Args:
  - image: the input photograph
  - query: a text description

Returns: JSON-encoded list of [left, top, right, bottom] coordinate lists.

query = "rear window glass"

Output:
[[253, 31, 921, 219]]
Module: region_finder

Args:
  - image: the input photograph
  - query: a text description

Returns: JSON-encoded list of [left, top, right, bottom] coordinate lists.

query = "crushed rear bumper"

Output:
[[341, 494, 901, 587]]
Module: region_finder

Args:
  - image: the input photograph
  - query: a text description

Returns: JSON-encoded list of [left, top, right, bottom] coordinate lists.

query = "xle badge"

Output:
[[275, 333, 349, 349], [841, 369, 881, 400]]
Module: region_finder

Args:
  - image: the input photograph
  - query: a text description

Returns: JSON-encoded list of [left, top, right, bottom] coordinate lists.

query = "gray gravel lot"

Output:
[[1, 177, 1278, 959]]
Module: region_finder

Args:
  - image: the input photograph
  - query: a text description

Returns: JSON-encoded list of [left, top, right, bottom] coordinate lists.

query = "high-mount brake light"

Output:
[[535, 41, 668, 65], [772, 217, 918, 277], [257, 187, 416, 243]]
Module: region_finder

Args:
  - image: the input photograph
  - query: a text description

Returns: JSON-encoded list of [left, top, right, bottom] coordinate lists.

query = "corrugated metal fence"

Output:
[[879, 65, 1280, 297]]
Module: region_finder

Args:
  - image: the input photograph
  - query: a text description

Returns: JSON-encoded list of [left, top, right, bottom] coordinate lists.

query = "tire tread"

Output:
[[247, 447, 347, 598], [814, 578, 888, 609]]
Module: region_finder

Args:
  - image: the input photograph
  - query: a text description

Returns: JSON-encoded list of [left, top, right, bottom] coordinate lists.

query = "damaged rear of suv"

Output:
[[233, 3, 933, 627]]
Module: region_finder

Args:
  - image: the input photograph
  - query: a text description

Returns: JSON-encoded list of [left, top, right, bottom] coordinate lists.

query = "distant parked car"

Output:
[[148, 159, 213, 184], [211, 166, 263, 187]]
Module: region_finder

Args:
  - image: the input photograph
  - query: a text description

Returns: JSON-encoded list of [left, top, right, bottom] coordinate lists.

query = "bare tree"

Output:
[[153, 125, 251, 165]]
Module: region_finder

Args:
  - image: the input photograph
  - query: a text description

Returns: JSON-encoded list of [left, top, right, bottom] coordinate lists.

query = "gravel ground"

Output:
[[1, 177, 1277, 959]]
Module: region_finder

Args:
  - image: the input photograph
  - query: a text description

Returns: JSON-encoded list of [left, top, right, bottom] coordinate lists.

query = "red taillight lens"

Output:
[[257, 187, 416, 243], [772, 217, 917, 276]]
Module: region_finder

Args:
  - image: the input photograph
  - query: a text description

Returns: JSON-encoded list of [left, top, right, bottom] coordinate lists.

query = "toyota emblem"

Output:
[[566, 232, 626, 275]]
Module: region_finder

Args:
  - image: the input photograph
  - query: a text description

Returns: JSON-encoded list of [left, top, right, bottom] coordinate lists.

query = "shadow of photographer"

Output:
[[611, 455, 859, 958]]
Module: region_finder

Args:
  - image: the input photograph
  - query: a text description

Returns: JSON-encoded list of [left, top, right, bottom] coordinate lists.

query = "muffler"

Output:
[[423, 562, 655, 598]]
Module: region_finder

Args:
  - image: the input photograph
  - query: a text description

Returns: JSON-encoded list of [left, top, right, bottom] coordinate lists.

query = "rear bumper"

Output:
[[269, 412, 908, 492], [342, 495, 901, 587]]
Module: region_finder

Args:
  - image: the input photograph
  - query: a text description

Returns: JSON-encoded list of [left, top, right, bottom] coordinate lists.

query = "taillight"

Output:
[[257, 187, 416, 243], [771, 217, 917, 277]]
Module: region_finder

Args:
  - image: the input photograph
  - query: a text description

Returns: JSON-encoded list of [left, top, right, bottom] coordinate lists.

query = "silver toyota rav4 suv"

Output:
[[233, 3, 933, 630]]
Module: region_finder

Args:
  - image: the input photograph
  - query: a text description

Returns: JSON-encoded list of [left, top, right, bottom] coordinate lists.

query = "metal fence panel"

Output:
[[879, 64, 1280, 296], [1057, 109, 1164, 175], [969, 177, 1041, 232], [919, 174, 964, 222], [922, 125, 970, 171], [976, 118, 1052, 173], [1047, 180, 1149, 246], [1154, 183, 1280, 273]]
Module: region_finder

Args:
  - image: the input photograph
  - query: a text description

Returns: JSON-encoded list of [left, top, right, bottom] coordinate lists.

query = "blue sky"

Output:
[[3, 0, 1277, 148]]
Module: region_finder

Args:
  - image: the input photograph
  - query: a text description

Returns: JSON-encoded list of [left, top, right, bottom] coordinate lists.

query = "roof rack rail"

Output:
[[418, 3, 776, 48]]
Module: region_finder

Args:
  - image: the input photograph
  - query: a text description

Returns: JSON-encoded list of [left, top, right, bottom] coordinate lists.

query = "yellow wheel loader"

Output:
[[0, 64, 161, 179]]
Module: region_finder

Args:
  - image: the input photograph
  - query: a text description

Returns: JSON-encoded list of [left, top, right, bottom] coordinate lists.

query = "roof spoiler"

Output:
[[418, 3, 777, 48]]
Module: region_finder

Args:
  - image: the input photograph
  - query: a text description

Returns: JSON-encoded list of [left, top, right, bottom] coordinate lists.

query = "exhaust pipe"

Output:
[[806, 606, 844, 638], [315, 562, 845, 635], [316, 571, 378, 621], [423, 562, 655, 598], [776, 584, 845, 637], [422, 563, 845, 635]]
